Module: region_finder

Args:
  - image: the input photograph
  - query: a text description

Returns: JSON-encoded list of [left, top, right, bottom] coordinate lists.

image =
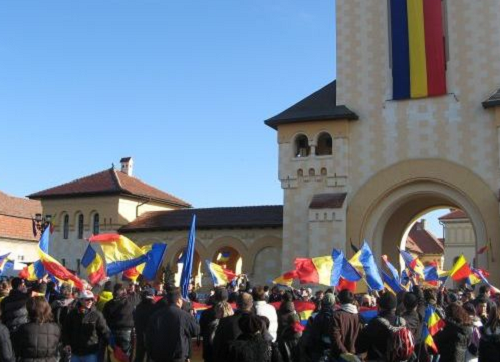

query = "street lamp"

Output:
[[34, 213, 52, 234]]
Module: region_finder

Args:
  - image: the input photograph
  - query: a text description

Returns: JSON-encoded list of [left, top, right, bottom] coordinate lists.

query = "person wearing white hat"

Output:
[[62, 289, 110, 362]]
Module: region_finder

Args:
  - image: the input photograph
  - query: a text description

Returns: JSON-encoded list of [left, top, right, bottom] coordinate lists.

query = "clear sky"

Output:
[[0, 1, 447, 236]]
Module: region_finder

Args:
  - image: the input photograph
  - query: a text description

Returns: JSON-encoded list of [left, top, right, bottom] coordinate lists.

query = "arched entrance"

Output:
[[347, 159, 500, 281], [173, 250, 202, 288], [212, 246, 242, 275]]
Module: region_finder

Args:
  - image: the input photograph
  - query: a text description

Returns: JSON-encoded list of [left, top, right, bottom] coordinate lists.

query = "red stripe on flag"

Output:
[[89, 234, 121, 243], [294, 258, 319, 284], [88, 263, 106, 285], [423, 0, 446, 96]]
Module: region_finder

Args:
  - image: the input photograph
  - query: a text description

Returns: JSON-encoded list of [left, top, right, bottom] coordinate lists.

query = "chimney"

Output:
[[120, 157, 134, 176], [418, 219, 426, 230]]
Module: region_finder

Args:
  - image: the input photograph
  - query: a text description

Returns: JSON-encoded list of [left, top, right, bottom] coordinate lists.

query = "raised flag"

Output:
[[399, 249, 425, 279], [217, 251, 231, 263], [0, 253, 11, 275], [294, 256, 334, 286], [205, 260, 238, 286], [90, 233, 148, 276], [141, 243, 167, 281], [333, 249, 361, 286], [382, 271, 405, 295], [81, 244, 106, 285], [422, 305, 445, 352], [19, 260, 46, 281], [38, 228, 84, 289], [272, 270, 297, 287], [381, 255, 400, 282], [423, 265, 439, 282], [449, 255, 472, 281], [180, 215, 196, 298], [349, 242, 384, 291], [470, 268, 500, 294]]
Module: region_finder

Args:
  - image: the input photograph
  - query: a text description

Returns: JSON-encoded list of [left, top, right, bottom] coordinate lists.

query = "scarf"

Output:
[[341, 303, 358, 314]]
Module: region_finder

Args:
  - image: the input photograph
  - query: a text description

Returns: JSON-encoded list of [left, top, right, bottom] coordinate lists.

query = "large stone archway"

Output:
[[347, 159, 500, 282]]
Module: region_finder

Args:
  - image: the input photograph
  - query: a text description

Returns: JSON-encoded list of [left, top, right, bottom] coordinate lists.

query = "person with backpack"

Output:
[[356, 292, 414, 362], [330, 289, 362, 360]]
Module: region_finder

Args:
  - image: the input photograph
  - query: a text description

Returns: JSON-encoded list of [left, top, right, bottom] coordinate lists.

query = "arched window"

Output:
[[77, 214, 84, 239], [294, 134, 310, 157], [93, 213, 100, 235], [63, 214, 69, 239], [316, 132, 333, 156]]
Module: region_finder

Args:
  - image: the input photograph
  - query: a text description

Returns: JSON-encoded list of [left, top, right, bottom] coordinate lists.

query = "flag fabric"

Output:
[[180, 215, 196, 298], [293, 253, 346, 287], [217, 251, 231, 263], [349, 242, 384, 291], [423, 265, 439, 282], [272, 270, 297, 287], [399, 249, 425, 279], [470, 268, 500, 294], [38, 228, 84, 289], [422, 305, 445, 353], [333, 249, 362, 285], [449, 255, 472, 281], [81, 244, 106, 285], [382, 271, 405, 295], [19, 260, 46, 281], [141, 243, 167, 281], [0, 253, 11, 275], [89, 233, 148, 277], [390, 0, 446, 100], [205, 260, 238, 286], [381, 255, 400, 282]]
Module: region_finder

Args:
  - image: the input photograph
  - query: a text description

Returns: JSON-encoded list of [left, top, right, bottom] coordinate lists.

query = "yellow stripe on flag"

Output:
[[407, 0, 428, 98], [311, 256, 333, 286]]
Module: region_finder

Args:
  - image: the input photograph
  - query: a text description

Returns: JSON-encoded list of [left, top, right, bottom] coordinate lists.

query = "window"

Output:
[[316, 132, 333, 156], [77, 214, 84, 239], [294, 134, 310, 157], [93, 213, 100, 235], [63, 214, 69, 239]]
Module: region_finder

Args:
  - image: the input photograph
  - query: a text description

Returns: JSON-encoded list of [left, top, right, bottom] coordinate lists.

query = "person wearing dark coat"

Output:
[[356, 292, 406, 361], [0, 277, 28, 333], [199, 287, 229, 362], [227, 313, 282, 362], [0, 321, 14, 362], [133, 288, 156, 362], [213, 292, 254, 362], [401, 292, 422, 341], [479, 304, 500, 362], [62, 290, 110, 361], [12, 297, 61, 362], [102, 283, 139, 359], [146, 287, 199, 362], [434, 303, 473, 362], [277, 309, 301, 362], [307, 293, 336, 362], [330, 290, 362, 359]]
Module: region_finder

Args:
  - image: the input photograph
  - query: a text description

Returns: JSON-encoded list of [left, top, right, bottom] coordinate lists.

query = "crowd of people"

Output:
[[0, 276, 500, 362]]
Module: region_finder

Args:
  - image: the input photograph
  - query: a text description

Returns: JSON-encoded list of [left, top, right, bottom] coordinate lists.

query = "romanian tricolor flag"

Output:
[[38, 228, 84, 290], [390, 0, 446, 100], [382, 271, 405, 295], [449, 255, 472, 281], [205, 260, 238, 286], [399, 249, 425, 279], [0, 253, 11, 275], [217, 251, 231, 263], [470, 268, 500, 294], [19, 260, 46, 281], [272, 270, 298, 287], [271, 300, 316, 326], [122, 243, 167, 282], [89, 234, 148, 276], [81, 244, 106, 285], [294, 256, 335, 286], [349, 242, 384, 291], [422, 305, 445, 353]]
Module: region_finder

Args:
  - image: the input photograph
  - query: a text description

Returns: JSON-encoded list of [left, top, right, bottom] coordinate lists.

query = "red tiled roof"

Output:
[[27, 169, 191, 207], [438, 209, 468, 220], [120, 205, 283, 232], [405, 221, 444, 255], [0, 191, 41, 242]]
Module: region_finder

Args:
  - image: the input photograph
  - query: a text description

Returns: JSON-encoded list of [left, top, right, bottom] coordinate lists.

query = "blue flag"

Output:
[[142, 243, 168, 281], [180, 214, 196, 298]]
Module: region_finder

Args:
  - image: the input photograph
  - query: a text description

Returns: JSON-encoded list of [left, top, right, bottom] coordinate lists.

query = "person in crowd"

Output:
[[276, 301, 301, 362], [213, 292, 254, 362], [200, 287, 229, 362], [478, 303, 500, 362], [401, 292, 422, 340], [306, 292, 336, 362], [277, 300, 297, 341], [474, 285, 493, 311], [0, 311, 14, 362], [0, 281, 11, 302], [46, 281, 60, 304], [146, 287, 199, 362], [187, 282, 198, 303], [63, 290, 109, 362], [463, 302, 482, 362], [102, 283, 139, 358], [330, 289, 362, 360], [13, 296, 60, 362], [268, 286, 282, 304], [263, 286, 270, 301], [0, 277, 28, 333], [204, 301, 234, 362], [134, 288, 156, 362], [434, 303, 473, 362], [356, 292, 405, 361], [475, 296, 489, 325], [462, 289, 475, 305], [51, 283, 75, 326], [253, 286, 278, 342], [95, 281, 113, 312], [227, 313, 282, 362]]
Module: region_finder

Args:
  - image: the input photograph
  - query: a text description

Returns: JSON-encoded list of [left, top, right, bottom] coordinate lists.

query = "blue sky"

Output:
[[0, 1, 446, 236]]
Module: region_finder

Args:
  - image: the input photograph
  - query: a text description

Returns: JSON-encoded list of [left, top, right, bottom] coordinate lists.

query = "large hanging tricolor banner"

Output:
[[390, 0, 446, 99]]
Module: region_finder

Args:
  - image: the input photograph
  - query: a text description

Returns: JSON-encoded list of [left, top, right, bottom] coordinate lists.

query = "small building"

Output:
[[405, 219, 444, 268], [439, 209, 476, 270]]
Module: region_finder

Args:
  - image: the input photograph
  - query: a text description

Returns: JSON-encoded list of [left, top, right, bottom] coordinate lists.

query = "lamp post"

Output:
[[34, 213, 52, 234]]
